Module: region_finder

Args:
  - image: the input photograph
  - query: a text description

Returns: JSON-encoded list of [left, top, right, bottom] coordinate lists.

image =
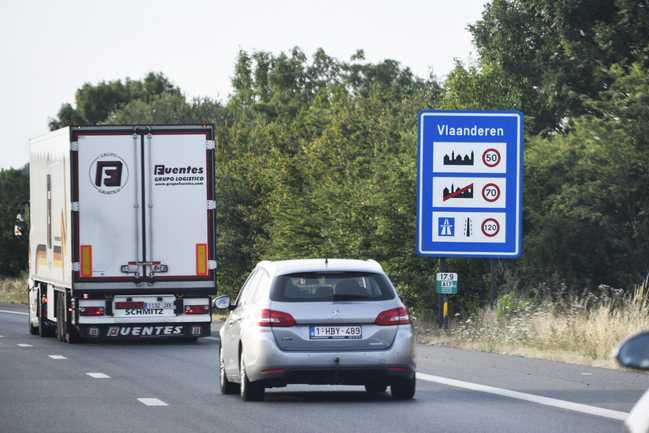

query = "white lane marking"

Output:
[[581, 372, 593, 376], [49, 355, 67, 360], [0, 335, 4, 338], [416, 372, 628, 421], [137, 398, 168, 406], [0, 309, 28, 316], [17, 343, 33, 347], [203, 336, 219, 341], [86, 372, 110, 379]]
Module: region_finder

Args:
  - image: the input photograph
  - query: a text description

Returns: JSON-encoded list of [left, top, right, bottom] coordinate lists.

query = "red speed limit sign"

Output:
[[481, 218, 500, 237], [481, 183, 501, 202], [482, 148, 501, 167]]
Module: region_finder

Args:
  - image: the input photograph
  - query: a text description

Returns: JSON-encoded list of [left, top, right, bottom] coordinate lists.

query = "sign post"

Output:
[[436, 271, 458, 330], [417, 110, 523, 313]]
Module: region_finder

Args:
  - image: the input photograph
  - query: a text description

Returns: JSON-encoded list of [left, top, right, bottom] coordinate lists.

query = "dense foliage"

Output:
[[0, 166, 29, 276], [2, 1, 647, 316]]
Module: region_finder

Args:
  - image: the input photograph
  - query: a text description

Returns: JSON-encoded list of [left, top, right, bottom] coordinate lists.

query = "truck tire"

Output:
[[56, 299, 65, 341], [28, 308, 39, 335], [38, 288, 54, 338]]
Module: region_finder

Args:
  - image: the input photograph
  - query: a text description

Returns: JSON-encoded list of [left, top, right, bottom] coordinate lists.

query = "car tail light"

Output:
[[79, 306, 105, 316], [184, 304, 209, 315], [375, 307, 410, 326], [259, 309, 296, 327]]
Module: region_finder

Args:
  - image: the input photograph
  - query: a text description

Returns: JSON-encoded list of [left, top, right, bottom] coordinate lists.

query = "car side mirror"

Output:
[[615, 331, 649, 370], [213, 295, 232, 310]]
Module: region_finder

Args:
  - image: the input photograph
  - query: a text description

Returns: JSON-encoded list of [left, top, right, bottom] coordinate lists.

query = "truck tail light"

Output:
[[80, 245, 92, 278], [375, 307, 410, 326], [259, 309, 296, 327], [184, 305, 209, 315], [79, 306, 104, 316], [196, 243, 208, 276]]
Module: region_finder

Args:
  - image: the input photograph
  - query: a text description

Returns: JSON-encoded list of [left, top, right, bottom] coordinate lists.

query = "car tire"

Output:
[[239, 354, 264, 401], [391, 377, 416, 400], [365, 383, 388, 394], [219, 347, 239, 395]]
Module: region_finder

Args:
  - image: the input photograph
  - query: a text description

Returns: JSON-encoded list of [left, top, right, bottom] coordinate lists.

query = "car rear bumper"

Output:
[[258, 366, 414, 387], [241, 325, 415, 383]]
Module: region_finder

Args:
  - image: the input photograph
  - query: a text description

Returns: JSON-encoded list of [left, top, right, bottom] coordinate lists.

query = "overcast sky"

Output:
[[0, 0, 488, 169]]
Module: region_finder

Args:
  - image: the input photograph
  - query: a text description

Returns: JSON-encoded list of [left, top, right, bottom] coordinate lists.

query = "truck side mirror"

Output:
[[213, 295, 232, 310], [615, 331, 649, 370]]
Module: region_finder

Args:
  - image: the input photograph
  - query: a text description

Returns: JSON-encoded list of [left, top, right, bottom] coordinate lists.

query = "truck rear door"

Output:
[[73, 126, 215, 285]]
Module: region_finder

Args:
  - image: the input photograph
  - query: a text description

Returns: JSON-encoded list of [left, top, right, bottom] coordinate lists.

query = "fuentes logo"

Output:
[[154, 164, 204, 175], [153, 164, 205, 187], [89, 153, 129, 194], [106, 325, 184, 337]]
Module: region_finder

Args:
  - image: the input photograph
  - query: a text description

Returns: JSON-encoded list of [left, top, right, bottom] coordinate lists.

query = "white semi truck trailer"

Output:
[[28, 125, 217, 342]]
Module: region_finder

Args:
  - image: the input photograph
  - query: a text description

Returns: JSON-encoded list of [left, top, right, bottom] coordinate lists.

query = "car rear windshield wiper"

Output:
[[332, 293, 370, 301]]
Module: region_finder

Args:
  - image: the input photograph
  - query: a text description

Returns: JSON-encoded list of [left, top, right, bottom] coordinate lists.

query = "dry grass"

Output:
[[419, 278, 649, 369], [0, 276, 27, 304]]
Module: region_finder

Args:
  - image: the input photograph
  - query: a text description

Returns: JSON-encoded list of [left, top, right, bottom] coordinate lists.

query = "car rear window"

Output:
[[270, 272, 396, 302]]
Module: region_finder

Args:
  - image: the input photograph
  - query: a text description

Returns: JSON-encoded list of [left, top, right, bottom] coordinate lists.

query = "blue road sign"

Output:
[[416, 110, 523, 258]]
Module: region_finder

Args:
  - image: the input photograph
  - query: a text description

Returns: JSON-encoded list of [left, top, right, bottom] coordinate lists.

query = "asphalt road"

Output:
[[2, 303, 648, 433]]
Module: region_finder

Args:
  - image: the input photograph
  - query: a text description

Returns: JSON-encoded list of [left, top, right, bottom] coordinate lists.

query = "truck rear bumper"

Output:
[[76, 322, 211, 339]]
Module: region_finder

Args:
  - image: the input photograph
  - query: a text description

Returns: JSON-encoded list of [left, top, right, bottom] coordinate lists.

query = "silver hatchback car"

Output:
[[214, 259, 416, 401]]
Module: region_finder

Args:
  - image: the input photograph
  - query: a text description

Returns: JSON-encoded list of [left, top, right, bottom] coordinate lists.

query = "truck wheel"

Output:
[[28, 308, 39, 335], [56, 299, 65, 341], [391, 376, 416, 400], [219, 347, 239, 395], [239, 354, 264, 401], [38, 316, 54, 337]]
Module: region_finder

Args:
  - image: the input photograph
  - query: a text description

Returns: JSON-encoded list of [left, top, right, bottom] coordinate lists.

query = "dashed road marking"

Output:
[[416, 373, 628, 421], [49, 355, 67, 360], [0, 309, 28, 316], [86, 372, 110, 379], [17, 343, 33, 347], [203, 336, 219, 341], [581, 372, 593, 376], [137, 398, 168, 406]]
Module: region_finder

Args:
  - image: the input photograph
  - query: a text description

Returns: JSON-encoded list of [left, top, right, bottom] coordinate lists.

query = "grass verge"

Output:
[[0, 275, 27, 304], [418, 278, 649, 369]]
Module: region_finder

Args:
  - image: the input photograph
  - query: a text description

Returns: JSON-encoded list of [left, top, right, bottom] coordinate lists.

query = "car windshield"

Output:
[[271, 272, 395, 302]]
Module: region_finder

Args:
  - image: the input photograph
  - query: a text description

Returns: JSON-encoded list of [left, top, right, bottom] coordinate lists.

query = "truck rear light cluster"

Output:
[[375, 307, 410, 326], [184, 305, 209, 315], [79, 306, 105, 316], [258, 309, 296, 327]]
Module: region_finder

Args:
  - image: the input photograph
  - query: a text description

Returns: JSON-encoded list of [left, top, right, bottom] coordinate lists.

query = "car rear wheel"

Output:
[[219, 347, 239, 395], [239, 354, 264, 401], [365, 383, 388, 393], [391, 377, 416, 400]]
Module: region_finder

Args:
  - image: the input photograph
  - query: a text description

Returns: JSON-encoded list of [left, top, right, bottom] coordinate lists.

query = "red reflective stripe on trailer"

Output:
[[114, 301, 145, 309], [196, 243, 208, 276], [80, 245, 92, 278]]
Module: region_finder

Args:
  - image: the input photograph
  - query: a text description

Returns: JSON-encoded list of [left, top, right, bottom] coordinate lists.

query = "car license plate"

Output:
[[309, 325, 362, 340]]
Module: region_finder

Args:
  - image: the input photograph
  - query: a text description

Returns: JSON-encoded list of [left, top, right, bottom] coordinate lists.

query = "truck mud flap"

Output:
[[77, 323, 210, 339]]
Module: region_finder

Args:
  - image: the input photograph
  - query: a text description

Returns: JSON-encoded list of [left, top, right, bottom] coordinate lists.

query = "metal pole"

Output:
[[443, 295, 449, 330], [438, 258, 447, 328], [490, 260, 497, 307]]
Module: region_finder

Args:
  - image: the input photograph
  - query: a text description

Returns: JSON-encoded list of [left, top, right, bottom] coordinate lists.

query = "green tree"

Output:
[[0, 166, 29, 276], [49, 72, 181, 129]]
